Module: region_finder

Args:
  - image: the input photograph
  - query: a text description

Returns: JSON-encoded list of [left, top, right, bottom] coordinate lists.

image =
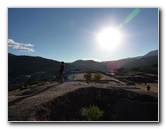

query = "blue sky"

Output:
[[8, 8, 158, 62]]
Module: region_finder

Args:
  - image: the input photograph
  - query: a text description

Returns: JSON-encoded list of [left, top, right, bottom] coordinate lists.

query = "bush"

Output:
[[93, 73, 102, 83], [84, 73, 92, 82], [26, 76, 37, 85], [80, 105, 104, 121]]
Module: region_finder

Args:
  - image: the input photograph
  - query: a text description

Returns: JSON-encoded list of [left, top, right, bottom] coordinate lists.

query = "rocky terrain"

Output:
[[8, 78, 158, 121]]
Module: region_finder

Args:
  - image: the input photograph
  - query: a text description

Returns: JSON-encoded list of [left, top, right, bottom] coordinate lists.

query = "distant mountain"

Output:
[[101, 57, 139, 71], [8, 54, 73, 78], [70, 50, 158, 71], [144, 50, 158, 57], [8, 50, 158, 90], [121, 50, 158, 69], [71, 60, 106, 71], [8, 50, 158, 77]]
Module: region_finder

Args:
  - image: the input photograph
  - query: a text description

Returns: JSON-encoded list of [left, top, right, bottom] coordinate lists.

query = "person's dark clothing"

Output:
[[59, 62, 64, 83], [147, 85, 151, 91], [59, 64, 64, 74]]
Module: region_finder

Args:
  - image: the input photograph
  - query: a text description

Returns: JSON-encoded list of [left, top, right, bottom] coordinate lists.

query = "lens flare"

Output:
[[119, 8, 140, 28]]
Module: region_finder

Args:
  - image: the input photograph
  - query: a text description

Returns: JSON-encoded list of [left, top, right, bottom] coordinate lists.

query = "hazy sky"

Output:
[[8, 8, 158, 62]]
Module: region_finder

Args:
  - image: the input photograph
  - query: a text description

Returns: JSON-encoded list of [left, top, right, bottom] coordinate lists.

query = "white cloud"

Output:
[[8, 39, 35, 52]]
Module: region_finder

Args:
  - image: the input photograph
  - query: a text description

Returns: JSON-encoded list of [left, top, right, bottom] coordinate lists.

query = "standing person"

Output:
[[147, 85, 151, 91], [59, 61, 64, 83]]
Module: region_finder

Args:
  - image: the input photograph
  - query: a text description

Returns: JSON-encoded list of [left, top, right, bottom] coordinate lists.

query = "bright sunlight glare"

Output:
[[97, 27, 122, 50]]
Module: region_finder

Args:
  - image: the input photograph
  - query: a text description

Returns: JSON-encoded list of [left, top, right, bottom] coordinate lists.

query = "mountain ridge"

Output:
[[8, 49, 158, 76], [144, 50, 158, 57], [8, 49, 158, 90]]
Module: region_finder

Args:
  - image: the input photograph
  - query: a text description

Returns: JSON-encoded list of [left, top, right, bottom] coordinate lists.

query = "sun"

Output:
[[96, 27, 122, 50]]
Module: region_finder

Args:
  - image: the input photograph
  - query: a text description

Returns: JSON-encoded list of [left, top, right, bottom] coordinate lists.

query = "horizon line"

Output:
[[8, 49, 158, 63]]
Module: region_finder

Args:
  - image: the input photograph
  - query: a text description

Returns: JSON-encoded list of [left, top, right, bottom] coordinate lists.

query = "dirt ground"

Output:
[[67, 73, 158, 95], [136, 83, 158, 93], [8, 73, 158, 121], [68, 73, 121, 81]]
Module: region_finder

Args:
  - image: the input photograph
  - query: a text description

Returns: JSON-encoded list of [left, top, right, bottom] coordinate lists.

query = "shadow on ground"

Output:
[[34, 87, 158, 121]]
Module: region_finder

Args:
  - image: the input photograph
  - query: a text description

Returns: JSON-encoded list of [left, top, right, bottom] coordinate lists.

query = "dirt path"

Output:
[[8, 82, 92, 121]]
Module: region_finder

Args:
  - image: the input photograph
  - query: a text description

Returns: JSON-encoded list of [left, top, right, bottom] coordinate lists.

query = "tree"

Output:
[[93, 73, 102, 83], [84, 73, 92, 82]]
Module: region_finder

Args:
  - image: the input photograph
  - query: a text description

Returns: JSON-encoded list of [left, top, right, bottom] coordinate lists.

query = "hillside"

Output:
[[9, 50, 158, 76], [144, 50, 158, 57], [8, 54, 76, 77], [71, 60, 106, 71], [8, 50, 158, 90], [9, 55, 58, 78], [70, 50, 158, 72], [8, 54, 74, 90]]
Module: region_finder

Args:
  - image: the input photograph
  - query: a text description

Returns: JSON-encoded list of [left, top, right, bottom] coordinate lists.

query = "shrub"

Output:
[[93, 73, 102, 83], [84, 73, 92, 82], [26, 76, 37, 85], [80, 105, 104, 121]]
